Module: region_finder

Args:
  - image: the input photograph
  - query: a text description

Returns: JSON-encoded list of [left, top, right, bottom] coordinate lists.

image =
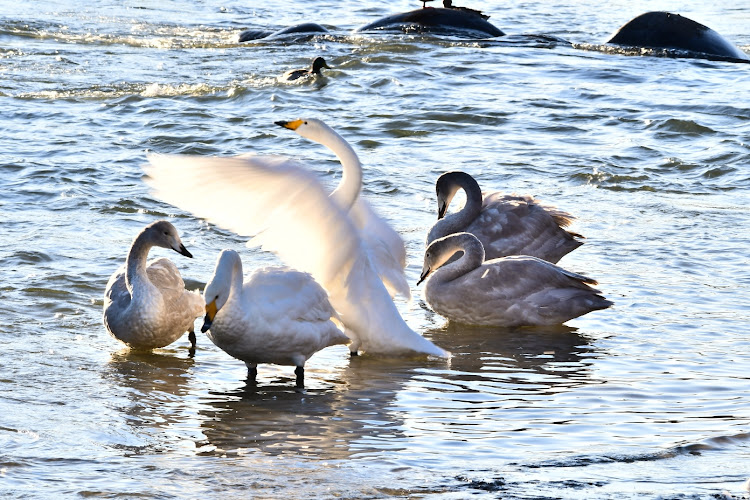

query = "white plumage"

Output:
[[277, 118, 410, 301], [103, 220, 204, 352], [201, 249, 349, 387], [427, 171, 583, 264], [419, 232, 612, 326], [143, 125, 447, 358]]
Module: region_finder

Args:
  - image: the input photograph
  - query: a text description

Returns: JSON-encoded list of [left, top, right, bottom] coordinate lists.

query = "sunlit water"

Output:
[[2, 0, 749, 498]]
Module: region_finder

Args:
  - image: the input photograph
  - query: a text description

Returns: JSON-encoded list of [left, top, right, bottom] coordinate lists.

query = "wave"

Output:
[[0, 18, 239, 50], [521, 431, 750, 469], [573, 42, 750, 64]]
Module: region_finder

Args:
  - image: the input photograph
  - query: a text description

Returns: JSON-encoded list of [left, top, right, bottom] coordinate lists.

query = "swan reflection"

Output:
[[196, 354, 440, 459], [103, 323, 602, 461], [427, 322, 600, 385], [105, 349, 197, 432]]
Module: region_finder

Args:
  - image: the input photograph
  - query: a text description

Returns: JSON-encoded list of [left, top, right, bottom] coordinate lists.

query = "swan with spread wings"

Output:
[[143, 120, 446, 358]]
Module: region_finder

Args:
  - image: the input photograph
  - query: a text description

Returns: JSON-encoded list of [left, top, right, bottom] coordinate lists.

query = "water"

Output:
[[2, 0, 749, 498]]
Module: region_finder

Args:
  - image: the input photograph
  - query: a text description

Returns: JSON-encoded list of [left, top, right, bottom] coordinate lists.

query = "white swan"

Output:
[[143, 140, 447, 359], [418, 232, 612, 326], [201, 249, 349, 387], [427, 171, 583, 264], [103, 220, 204, 353], [276, 118, 411, 301]]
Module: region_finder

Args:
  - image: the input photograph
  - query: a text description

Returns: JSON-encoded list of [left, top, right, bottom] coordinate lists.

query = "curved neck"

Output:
[[428, 176, 483, 244], [451, 173, 483, 219], [325, 129, 363, 210], [125, 233, 154, 295], [432, 234, 485, 283], [228, 256, 244, 301], [428, 211, 469, 244], [213, 252, 244, 312]]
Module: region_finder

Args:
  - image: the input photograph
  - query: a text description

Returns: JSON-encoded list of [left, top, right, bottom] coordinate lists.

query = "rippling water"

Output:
[[2, 0, 749, 498]]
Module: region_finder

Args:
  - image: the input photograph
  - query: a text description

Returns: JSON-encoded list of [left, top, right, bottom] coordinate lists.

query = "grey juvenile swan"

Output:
[[103, 220, 204, 353], [427, 171, 583, 264], [418, 232, 612, 326]]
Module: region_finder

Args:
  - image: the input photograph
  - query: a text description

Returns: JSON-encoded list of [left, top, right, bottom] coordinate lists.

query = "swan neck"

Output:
[[457, 175, 483, 218], [213, 253, 244, 311], [433, 236, 485, 283], [125, 233, 154, 294], [429, 176, 483, 244], [428, 212, 467, 244], [229, 257, 244, 300], [326, 130, 363, 209]]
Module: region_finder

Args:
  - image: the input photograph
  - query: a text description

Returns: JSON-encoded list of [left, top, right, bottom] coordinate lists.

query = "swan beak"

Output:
[[437, 199, 447, 219], [177, 243, 193, 258], [417, 266, 431, 286], [275, 119, 303, 131], [201, 300, 217, 333]]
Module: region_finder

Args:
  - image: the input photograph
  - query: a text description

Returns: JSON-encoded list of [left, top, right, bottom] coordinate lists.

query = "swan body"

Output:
[[419, 232, 612, 326], [144, 138, 447, 358], [427, 171, 583, 264], [279, 56, 331, 82], [201, 249, 349, 387], [103, 220, 204, 352], [277, 118, 411, 301]]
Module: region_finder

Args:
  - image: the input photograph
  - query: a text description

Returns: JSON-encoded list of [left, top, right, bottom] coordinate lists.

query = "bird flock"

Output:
[[103, 118, 612, 387]]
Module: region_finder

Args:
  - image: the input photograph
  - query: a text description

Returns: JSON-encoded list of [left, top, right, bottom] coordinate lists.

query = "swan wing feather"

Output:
[[350, 199, 411, 301], [144, 153, 359, 287]]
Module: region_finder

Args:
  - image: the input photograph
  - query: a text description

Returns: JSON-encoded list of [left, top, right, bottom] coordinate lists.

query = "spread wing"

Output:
[[143, 153, 361, 288]]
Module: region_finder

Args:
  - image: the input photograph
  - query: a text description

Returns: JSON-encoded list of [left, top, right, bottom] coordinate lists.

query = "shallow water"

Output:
[[2, 0, 749, 498]]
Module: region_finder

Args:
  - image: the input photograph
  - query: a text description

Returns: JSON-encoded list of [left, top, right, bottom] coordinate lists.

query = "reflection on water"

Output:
[[196, 356, 431, 460], [104, 349, 203, 454], [4, 0, 750, 496], [103, 325, 603, 462], [97, 324, 604, 462], [429, 322, 599, 384]]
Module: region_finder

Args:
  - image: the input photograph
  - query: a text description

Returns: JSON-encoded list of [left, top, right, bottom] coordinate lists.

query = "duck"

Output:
[[418, 232, 612, 326], [279, 56, 330, 82], [442, 0, 489, 20], [275, 118, 410, 302], [427, 171, 583, 264], [103, 220, 204, 354], [143, 125, 448, 359], [201, 249, 349, 387]]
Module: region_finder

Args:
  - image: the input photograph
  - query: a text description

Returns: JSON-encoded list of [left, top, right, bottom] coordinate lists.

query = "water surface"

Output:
[[1, 0, 749, 498]]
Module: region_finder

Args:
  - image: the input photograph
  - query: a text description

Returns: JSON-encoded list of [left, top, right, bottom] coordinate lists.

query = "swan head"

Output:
[[435, 171, 479, 219], [418, 232, 481, 285], [275, 118, 335, 143], [418, 237, 453, 285], [144, 220, 193, 258], [201, 249, 241, 333]]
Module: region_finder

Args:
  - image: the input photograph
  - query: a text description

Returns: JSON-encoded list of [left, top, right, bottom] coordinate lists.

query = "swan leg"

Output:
[[295, 366, 304, 388], [188, 329, 197, 358], [245, 362, 258, 385], [347, 330, 361, 356]]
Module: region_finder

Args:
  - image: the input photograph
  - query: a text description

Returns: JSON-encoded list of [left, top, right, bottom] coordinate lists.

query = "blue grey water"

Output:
[[1, 0, 749, 498]]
